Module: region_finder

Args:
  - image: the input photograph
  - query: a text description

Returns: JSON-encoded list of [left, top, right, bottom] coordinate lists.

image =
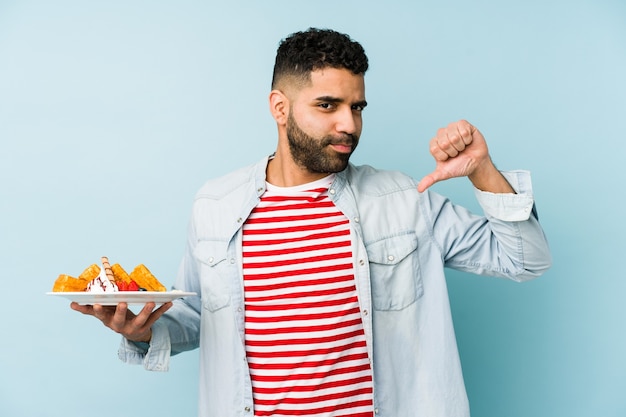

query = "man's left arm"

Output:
[[418, 120, 551, 280]]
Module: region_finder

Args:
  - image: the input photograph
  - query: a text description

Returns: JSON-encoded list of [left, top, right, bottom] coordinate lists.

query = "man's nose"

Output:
[[335, 107, 359, 135]]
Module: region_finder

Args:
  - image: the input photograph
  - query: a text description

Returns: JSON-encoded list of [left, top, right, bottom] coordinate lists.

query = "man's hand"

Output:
[[417, 120, 514, 194], [71, 301, 172, 343]]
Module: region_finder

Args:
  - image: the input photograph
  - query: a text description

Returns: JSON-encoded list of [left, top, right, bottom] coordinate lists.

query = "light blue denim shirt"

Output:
[[119, 156, 551, 417]]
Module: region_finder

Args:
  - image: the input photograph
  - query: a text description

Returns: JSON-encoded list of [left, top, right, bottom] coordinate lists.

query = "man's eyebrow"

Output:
[[314, 95, 343, 103], [314, 96, 368, 108]]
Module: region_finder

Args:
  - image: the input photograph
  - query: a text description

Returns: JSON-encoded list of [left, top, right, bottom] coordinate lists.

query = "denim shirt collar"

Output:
[[253, 153, 353, 199]]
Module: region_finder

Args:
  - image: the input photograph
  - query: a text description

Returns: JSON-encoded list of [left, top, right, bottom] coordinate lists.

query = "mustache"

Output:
[[323, 134, 358, 146]]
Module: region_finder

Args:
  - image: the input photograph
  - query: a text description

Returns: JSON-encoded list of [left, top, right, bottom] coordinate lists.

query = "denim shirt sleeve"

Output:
[[474, 170, 535, 221], [428, 169, 551, 281], [118, 320, 171, 372]]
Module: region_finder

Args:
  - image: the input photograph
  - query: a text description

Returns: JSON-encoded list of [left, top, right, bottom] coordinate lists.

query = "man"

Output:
[[72, 28, 551, 417]]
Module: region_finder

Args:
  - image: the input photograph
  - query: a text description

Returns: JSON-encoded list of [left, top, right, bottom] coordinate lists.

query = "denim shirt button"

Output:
[[354, 217, 360, 223], [387, 255, 395, 262], [359, 259, 365, 266], [329, 188, 336, 195], [363, 309, 368, 316], [244, 406, 251, 412]]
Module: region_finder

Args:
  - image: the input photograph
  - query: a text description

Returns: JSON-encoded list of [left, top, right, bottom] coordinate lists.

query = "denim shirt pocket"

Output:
[[193, 240, 232, 312], [365, 232, 423, 310]]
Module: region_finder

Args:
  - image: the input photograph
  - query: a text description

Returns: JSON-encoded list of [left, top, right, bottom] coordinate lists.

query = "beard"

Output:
[[286, 112, 359, 174]]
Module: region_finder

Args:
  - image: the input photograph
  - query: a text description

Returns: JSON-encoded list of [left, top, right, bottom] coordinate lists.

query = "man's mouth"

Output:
[[329, 143, 353, 154], [327, 136, 356, 154]]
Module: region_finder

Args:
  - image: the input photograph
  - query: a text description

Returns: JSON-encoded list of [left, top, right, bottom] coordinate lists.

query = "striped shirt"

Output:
[[242, 175, 374, 417]]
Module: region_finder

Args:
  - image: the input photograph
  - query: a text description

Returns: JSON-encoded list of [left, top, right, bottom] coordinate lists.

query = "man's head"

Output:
[[271, 28, 369, 92], [268, 28, 369, 184]]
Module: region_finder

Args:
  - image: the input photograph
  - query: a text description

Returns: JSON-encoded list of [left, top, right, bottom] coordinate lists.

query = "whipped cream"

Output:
[[86, 264, 118, 293]]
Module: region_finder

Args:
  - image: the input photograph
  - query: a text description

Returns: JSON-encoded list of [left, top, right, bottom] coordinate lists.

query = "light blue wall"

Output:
[[1, 1, 624, 416]]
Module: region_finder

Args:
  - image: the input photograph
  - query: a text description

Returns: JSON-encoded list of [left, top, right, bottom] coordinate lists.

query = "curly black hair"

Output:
[[271, 28, 369, 89]]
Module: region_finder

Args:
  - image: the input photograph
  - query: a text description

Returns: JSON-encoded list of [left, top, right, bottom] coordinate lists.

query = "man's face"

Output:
[[285, 68, 367, 174]]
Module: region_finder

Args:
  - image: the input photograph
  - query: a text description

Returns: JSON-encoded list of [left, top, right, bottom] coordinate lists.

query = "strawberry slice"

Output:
[[127, 280, 140, 291]]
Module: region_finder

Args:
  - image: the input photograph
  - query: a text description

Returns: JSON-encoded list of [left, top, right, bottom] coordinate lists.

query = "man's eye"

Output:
[[319, 103, 332, 109], [352, 105, 364, 112]]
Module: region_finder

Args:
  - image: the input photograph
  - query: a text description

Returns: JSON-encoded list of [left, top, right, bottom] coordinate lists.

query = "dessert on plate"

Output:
[[51, 256, 167, 292]]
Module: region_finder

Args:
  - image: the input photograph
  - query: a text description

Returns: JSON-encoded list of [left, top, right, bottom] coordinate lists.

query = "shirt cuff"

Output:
[[474, 170, 535, 222], [117, 320, 171, 372]]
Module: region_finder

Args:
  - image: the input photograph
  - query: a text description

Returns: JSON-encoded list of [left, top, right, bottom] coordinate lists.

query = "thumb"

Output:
[[417, 172, 440, 193]]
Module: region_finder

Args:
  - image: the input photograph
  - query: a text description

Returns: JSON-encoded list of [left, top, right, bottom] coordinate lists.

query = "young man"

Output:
[[73, 28, 551, 417]]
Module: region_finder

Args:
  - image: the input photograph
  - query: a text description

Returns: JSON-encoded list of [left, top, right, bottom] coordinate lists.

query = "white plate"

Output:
[[46, 291, 197, 306]]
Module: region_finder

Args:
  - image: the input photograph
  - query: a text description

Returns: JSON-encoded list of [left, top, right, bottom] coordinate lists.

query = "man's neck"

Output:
[[266, 150, 331, 187]]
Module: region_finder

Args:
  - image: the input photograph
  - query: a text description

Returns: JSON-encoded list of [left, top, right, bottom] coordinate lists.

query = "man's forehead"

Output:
[[304, 68, 365, 98]]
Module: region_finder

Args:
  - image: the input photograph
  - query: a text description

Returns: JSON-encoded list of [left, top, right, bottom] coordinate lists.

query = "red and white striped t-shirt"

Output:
[[242, 175, 374, 417]]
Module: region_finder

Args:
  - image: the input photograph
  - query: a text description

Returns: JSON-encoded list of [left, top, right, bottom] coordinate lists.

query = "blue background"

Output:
[[1, 1, 625, 416]]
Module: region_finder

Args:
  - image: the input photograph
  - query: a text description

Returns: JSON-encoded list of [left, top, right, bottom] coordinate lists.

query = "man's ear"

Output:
[[269, 89, 289, 125]]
